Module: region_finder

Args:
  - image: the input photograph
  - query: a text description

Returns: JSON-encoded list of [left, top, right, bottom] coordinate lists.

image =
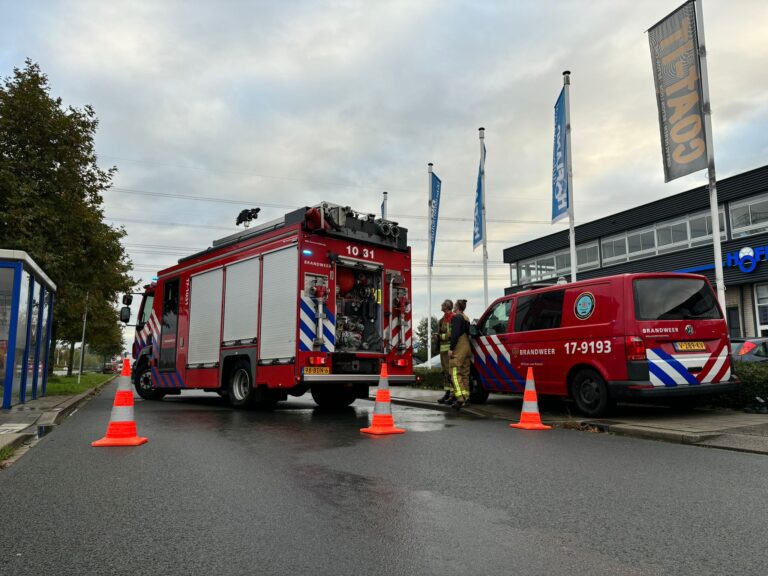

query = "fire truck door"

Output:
[[159, 278, 180, 371]]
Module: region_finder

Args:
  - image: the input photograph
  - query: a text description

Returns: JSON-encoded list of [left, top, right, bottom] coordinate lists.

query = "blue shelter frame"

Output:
[[0, 251, 56, 410]]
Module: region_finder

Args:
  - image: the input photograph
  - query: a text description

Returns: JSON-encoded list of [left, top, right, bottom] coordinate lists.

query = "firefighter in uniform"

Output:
[[449, 299, 471, 410], [436, 299, 455, 404]]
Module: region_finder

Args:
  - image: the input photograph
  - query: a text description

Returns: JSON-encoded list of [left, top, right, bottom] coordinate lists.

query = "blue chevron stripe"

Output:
[[300, 319, 316, 340], [300, 299, 316, 322], [495, 352, 525, 388], [651, 348, 700, 385], [648, 362, 678, 387]]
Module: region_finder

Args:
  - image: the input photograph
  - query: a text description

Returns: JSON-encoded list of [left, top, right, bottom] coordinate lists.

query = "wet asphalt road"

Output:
[[1, 381, 767, 576]]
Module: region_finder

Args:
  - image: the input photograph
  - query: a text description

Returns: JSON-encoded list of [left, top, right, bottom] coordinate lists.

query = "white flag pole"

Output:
[[427, 163, 434, 368], [479, 127, 489, 308], [694, 0, 725, 311], [563, 71, 577, 282]]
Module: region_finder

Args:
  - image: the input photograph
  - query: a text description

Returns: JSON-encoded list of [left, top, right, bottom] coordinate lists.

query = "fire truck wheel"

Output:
[[310, 384, 356, 408], [572, 368, 613, 417], [252, 387, 279, 411], [134, 361, 165, 401], [228, 360, 255, 408]]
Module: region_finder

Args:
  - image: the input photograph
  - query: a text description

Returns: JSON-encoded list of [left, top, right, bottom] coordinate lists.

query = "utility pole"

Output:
[[77, 292, 89, 385]]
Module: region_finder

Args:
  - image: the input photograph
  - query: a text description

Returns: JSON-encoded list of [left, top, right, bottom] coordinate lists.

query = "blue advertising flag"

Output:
[[473, 143, 486, 250], [429, 173, 441, 267], [552, 88, 569, 223]]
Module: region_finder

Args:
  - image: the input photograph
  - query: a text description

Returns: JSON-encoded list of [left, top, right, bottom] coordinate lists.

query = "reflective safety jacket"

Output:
[[438, 311, 455, 352], [450, 312, 471, 352]]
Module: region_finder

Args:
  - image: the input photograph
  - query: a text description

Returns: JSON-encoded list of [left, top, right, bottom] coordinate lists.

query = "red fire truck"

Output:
[[469, 273, 738, 416], [126, 203, 414, 408]]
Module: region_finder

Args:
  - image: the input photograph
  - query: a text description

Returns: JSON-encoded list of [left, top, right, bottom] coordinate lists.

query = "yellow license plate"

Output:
[[304, 367, 330, 375], [674, 341, 706, 352]]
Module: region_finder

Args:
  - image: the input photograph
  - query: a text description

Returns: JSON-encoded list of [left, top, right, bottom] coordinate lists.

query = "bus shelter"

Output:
[[0, 250, 56, 409]]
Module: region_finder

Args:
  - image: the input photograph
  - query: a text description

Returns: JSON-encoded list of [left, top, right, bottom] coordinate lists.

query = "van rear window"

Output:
[[634, 278, 721, 320]]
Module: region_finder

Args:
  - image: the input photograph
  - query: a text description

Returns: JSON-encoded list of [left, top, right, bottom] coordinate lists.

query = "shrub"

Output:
[[413, 368, 445, 390], [727, 362, 768, 407]]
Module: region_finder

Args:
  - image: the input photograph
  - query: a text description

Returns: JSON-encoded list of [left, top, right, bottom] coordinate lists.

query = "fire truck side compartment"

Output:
[[259, 246, 298, 361]]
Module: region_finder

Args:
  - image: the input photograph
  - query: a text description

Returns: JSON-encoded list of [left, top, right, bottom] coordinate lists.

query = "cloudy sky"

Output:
[[4, 0, 768, 330]]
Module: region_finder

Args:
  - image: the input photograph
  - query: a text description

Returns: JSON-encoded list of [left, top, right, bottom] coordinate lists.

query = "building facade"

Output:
[[503, 165, 768, 339], [0, 250, 56, 409]]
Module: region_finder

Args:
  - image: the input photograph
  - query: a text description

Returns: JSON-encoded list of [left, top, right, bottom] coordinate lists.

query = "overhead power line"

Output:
[[107, 187, 571, 225], [102, 154, 542, 200], [110, 215, 519, 244]]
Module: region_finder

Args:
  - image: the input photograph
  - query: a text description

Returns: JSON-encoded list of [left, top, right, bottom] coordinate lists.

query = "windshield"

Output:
[[634, 278, 721, 321], [139, 293, 154, 325]]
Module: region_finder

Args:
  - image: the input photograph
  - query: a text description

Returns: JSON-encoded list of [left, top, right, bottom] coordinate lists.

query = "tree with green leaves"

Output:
[[0, 60, 133, 373], [414, 316, 439, 362]]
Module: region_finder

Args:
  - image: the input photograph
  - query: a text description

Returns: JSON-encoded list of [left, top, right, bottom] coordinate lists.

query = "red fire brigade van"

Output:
[[470, 273, 738, 416], [125, 203, 414, 409]]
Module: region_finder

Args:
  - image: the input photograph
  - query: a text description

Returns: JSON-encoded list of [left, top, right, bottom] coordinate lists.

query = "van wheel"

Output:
[[228, 360, 255, 408], [572, 369, 612, 417], [469, 375, 489, 404], [133, 361, 165, 400]]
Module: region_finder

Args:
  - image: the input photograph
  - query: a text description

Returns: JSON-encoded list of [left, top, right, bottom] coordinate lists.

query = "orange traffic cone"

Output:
[[120, 357, 131, 377], [361, 364, 406, 435], [92, 373, 148, 447], [510, 367, 552, 431]]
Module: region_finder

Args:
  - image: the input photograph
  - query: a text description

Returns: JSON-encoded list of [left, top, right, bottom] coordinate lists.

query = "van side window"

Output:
[[478, 300, 512, 336], [514, 290, 564, 332]]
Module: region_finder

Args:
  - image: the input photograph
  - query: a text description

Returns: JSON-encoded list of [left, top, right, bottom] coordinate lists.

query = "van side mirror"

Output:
[[120, 306, 131, 323], [122, 294, 133, 306], [469, 324, 478, 337]]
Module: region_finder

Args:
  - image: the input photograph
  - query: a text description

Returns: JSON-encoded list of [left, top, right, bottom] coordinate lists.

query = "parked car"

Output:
[[101, 361, 119, 374], [730, 338, 768, 363]]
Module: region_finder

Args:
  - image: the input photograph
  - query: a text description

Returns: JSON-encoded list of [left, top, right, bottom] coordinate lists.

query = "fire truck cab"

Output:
[[128, 202, 414, 409], [470, 273, 738, 416]]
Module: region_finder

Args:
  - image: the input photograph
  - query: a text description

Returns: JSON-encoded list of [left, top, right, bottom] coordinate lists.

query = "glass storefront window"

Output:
[[602, 235, 627, 263], [731, 193, 768, 238], [519, 260, 536, 284], [509, 264, 518, 287], [577, 243, 600, 271], [756, 284, 768, 336], [628, 229, 656, 259], [537, 256, 555, 280], [656, 219, 688, 248], [751, 199, 768, 226], [555, 252, 570, 276]]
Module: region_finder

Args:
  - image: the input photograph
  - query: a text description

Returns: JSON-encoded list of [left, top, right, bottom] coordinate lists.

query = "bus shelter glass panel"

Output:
[[38, 290, 51, 391], [25, 281, 41, 400], [0, 268, 14, 399], [12, 270, 30, 404]]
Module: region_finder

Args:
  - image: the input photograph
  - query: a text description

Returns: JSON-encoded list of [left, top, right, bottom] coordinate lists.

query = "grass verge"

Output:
[[44, 373, 115, 396], [0, 444, 16, 463]]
